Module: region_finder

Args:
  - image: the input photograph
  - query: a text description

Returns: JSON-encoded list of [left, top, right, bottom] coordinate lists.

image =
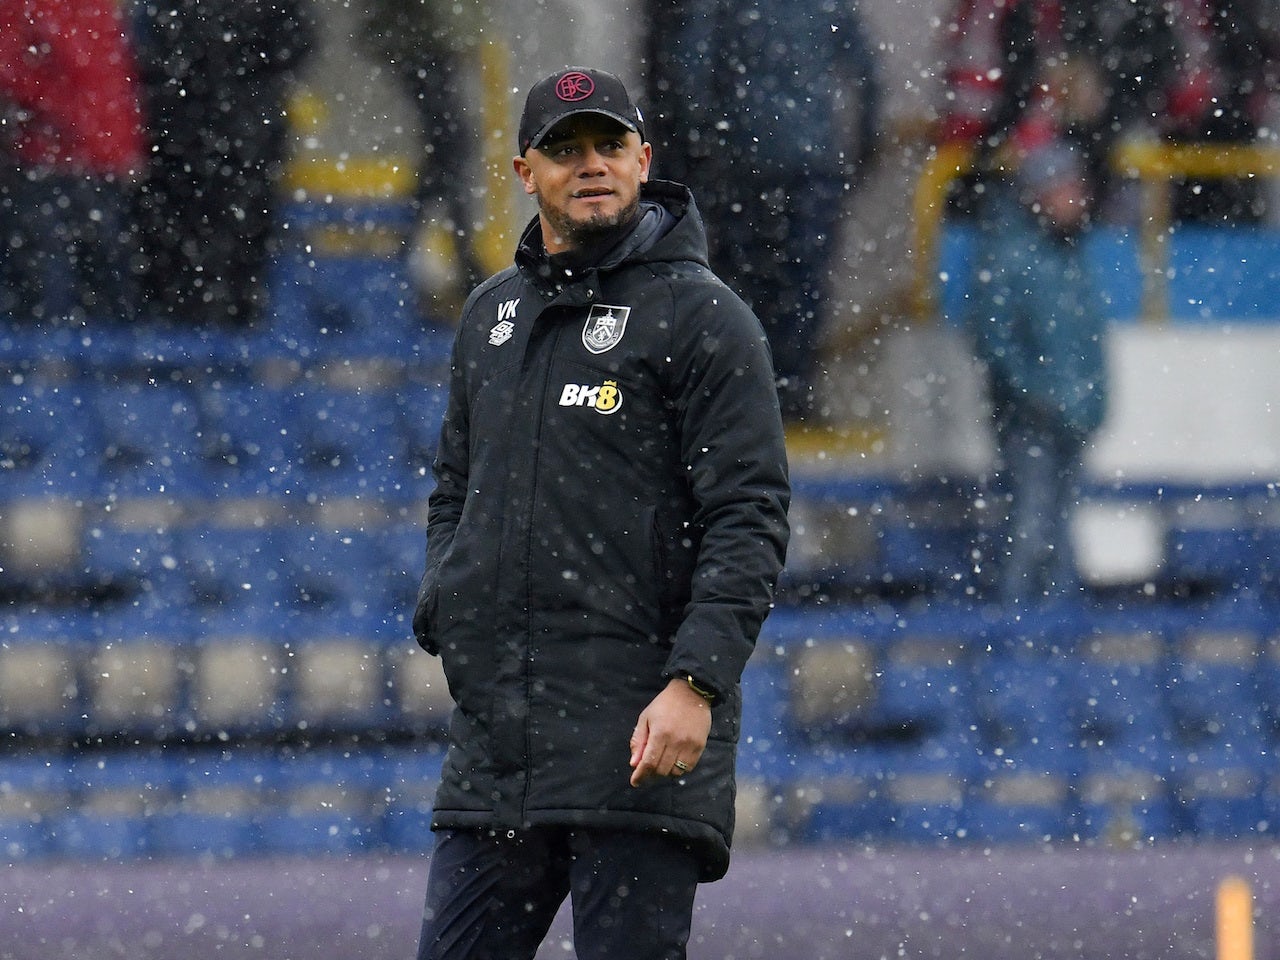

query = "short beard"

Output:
[[538, 192, 642, 250]]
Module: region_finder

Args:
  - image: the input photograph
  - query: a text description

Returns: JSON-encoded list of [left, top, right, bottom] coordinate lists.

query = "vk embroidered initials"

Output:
[[490, 300, 520, 346]]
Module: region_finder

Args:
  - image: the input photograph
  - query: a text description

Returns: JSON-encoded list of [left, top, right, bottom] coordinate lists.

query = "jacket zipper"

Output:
[[519, 310, 563, 823]]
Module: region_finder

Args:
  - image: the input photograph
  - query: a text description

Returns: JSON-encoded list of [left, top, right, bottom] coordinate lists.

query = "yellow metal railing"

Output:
[[910, 140, 1280, 322], [281, 39, 515, 277], [1112, 141, 1280, 320], [910, 141, 974, 322]]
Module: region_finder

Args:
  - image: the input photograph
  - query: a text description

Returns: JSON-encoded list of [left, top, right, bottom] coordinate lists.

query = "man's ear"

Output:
[[513, 155, 537, 196], [638, 142, 653, 184]]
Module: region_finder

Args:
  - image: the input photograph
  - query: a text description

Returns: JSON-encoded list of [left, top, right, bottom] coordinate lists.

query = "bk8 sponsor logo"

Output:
[[558, 380, 622, 414]]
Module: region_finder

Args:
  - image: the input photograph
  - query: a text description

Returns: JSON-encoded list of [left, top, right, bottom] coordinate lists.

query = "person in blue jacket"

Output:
[[411, 67, 790, 960], [965, 138, 1109, 607]]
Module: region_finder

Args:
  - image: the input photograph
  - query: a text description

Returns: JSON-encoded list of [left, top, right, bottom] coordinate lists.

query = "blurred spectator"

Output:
[[1059, 0, 1181, 218], [1162, 0, 1280, 223], [963, 140, 1109, 608], [650, 0, 881, 423], [938, 0, 1280, 224], [937, 0, 1180, 219], [355, 0, 488, 313], [132, 0, 314, 327], [0, 0, 146, 323]]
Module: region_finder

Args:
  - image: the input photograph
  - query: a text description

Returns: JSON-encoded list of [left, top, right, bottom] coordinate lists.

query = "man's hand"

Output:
[[628, 678, 712, 787]]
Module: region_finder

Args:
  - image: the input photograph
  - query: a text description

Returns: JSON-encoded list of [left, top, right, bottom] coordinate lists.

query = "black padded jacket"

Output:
[[412, 180, 790, 881]]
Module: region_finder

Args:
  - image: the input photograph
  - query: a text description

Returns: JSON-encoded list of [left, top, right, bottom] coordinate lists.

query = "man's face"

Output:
[[1034, 177, 1090, 238], [513, 114, 652, 254]]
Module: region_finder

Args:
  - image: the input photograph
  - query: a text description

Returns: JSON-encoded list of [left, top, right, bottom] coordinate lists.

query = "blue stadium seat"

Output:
[[382, 525, 427, 618], [149, 752, 267, 859], [1170, 746, 1268, 840], [1256, 633, 1280, 740], [382, 747, 447, 852], [0, 756, 72, 860], [287, 387, 409, 503], [738, 650, 790, 762], [0, 610, 88, 737], [973, 648, 1079, 759], [58, 751, 173, 860], [1063, 627, 1173, 762], [1165, 523, 1267, 596], [83, 608, 188, 739], [181, 527, 290, 619], [256, 750, 390, 855], [876, 520, 972, 597], [279, 525, 387, 616], [878, 739, 975, 844], [1167, 609, 1269, 765], [872, 633, 972, 741], [195, 381, 297, 500], [776, 746, 892, 844], [1164, 622, 1266, 752], [80, 526, 186, 609], [90, 380, 208, 503], [1076, 750, 1179, 845], [0, 380, 100, 499], [264, 246, 420, 362], [967, 748, 1079, 844]]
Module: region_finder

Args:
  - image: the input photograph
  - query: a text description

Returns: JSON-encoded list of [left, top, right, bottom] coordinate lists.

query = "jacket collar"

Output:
[[514, 180, 703, 297]]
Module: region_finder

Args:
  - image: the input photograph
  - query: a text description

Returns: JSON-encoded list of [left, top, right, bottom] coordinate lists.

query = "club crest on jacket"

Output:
[[582, 304, 630, 354]]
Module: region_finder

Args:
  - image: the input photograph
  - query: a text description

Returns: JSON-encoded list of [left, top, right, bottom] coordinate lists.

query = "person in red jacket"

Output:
[[0, 0, 145, 323]]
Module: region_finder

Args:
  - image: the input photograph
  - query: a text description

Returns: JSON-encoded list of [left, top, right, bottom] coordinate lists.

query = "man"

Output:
[[411, 67, 790, 960], [964, 138, 1108, 606], [652, 0, 881, 422], [132, 0, 314, 326]]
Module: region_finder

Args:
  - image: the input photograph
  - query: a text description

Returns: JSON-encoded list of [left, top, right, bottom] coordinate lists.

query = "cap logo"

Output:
[[556, 72, 595, 102]]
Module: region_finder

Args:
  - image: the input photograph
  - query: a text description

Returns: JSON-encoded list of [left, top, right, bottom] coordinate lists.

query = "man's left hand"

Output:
[[628, 678, 712, 787]]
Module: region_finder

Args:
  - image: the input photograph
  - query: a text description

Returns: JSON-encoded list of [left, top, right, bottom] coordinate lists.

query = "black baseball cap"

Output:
[[518, 67, 645, 155]]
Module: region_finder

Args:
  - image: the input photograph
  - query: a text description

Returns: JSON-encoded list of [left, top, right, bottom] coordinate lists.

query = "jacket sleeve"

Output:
[[412, 322, 471, 654], [660, 276, 791, 699]]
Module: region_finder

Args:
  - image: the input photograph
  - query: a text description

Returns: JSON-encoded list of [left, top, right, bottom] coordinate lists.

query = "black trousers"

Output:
[[416, 827, 701, 960]]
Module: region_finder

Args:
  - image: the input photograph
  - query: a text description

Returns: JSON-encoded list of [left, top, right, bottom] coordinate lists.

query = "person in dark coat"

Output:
[[411, 67, 790, 960], [131, 0, 314, 327], [652, 0, 881, 422], [355, 0, 488, 306], [0, 0, 145, 323]]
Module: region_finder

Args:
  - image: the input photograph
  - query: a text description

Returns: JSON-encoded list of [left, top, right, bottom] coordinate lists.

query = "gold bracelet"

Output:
[[686, 674, 716, 704]]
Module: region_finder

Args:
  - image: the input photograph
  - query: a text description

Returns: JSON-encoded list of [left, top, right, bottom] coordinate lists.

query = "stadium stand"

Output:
[[4, 141, 1280, 864]]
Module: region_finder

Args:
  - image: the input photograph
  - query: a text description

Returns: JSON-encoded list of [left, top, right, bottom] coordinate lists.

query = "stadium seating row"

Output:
[[3, 723, 1274, 864], [733, 599, 1280, 846], [0, 605, 448, 740], [0, 374, 448, 503], [78, 524, 426, 615], [937, 223, 1280, 324], [1, 746, 446, 862], [742, 735, 1278, 847], [8, 450, 1272, 628], [0, 245, 453, 373], [4, 597, 1278, 775], [785, 475, 1280, 602]]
